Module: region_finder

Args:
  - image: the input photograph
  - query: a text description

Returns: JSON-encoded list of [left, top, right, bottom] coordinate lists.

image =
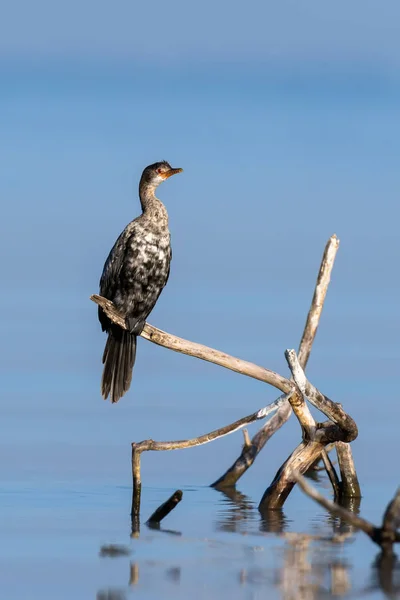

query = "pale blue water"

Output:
[[1, 62, 400, 599]]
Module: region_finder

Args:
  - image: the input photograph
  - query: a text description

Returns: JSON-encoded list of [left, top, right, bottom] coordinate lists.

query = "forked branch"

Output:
[[212, 234, 339, 488]]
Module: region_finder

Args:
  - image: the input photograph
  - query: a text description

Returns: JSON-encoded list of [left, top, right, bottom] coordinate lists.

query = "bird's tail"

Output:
[[101, 326, 137, 403]]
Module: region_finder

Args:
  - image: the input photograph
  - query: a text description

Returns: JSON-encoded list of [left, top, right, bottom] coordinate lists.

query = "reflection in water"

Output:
[[129, 563, 139, 586], [146, 521, 182, 536], [96, 591, 127, 600], [269, 535, 351, 599], [368, 553, 400, 598], [165, 566, 182, 584], [99, 544, 131, 557], [260, 509, 289, 534], [213, 487, 257, 533], [98, 537, 400, 600], [131, 516, 182, 537], [326, 495, 363, 537], [99, 484, 398, 599]]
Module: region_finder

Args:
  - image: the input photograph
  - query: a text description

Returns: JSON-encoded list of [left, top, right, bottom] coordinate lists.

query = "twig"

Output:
[[131, 447, 142, 527], [298, 234, 339, 369], [293, 470, 375, 535], [131, 394, 290, 454], [321, 449, 341, 498], [212, 234, 340, 488], [146, 490, 183, 525], [242, 428, 251, 449]]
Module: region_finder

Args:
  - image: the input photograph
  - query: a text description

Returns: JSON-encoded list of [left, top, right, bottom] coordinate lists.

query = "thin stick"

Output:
[[146, 490, 183, 525], [131, 447, 142, 519], [292, 470, 376, 537], [298, 234, 339, 369], [211, 399, 292, 488], [212, 234, 340, 487], [242, 429, 251, 448], [131, 394, 291, 453], [321, 449, 341, 498], [293, 470, 400, 552], [91, 294, 292, 394]]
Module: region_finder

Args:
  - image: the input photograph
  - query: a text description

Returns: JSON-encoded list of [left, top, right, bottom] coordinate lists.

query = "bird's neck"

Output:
[[139, 184, 168, 223]]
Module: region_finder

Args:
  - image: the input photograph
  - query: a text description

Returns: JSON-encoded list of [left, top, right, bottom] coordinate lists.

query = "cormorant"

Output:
[[98, 161, 183, 403]]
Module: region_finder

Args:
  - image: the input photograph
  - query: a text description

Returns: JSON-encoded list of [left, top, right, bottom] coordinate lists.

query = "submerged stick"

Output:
[[146, 490, 183, 525], [131, 447, 142, 525], [321, 449, 341, 498], [336, 441, 361, 498], [293, 470, 400, 553], [212, 234, 340, 488], [293, 470, 374, 535]]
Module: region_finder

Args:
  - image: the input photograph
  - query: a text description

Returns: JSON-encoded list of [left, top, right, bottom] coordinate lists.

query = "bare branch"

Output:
[[292, 470, 376, 537], [91, 294, 292, 394], [131, 394, 290, 454], [298, 234, 340, 369]]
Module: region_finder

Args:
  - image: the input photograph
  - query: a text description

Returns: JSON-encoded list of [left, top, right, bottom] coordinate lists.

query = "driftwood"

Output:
[[90, 234, 361, 522], [258, 348, 359, 510]]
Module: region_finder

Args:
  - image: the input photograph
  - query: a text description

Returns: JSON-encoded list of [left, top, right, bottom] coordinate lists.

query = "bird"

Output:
[[98, 161, 183, 403]]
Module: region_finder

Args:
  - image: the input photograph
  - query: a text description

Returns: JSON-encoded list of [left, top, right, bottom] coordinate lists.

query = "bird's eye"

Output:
[[157, 168, 163, 174]]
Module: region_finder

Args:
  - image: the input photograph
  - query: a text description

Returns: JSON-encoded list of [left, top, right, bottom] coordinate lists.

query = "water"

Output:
[[1, 61, 400, 599]]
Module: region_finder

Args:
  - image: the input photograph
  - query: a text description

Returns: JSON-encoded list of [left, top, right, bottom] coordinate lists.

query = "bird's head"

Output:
[[140, 161, 183, 189]]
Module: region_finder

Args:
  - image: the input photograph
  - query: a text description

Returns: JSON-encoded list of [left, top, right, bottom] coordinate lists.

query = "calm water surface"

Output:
[[1, 64, 400, 599]]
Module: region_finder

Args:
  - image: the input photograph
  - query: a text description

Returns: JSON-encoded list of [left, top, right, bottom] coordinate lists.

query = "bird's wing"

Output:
[[98, 223, 137, 331], [99, 229, 128, 300]]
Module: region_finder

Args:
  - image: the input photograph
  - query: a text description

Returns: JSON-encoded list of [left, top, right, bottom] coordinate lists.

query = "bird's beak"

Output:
[[164, 167, 183, 179]]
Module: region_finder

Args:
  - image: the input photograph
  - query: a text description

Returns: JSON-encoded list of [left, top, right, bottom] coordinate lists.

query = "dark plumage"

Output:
[[98, 161, 183, 403]]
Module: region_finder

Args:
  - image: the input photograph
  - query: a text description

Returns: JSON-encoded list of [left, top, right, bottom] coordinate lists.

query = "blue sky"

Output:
[[2, 1, 400, 67]]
